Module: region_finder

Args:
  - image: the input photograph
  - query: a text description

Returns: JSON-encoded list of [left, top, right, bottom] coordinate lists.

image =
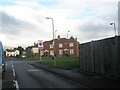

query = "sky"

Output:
[[0, 0, 119, 49]]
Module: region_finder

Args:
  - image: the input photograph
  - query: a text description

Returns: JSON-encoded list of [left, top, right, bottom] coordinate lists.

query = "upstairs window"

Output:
[[59, 44, 63, 48], [50, 44, 53, 48], [69, 43, 74, 47]]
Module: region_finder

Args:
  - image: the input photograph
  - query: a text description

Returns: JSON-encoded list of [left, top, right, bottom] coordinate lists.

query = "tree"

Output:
[[16, 46, 24, 58], [25, 46, 33, 58]]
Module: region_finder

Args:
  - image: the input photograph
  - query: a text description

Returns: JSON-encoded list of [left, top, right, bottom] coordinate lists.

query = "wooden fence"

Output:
[[79, 36, 120, 79]]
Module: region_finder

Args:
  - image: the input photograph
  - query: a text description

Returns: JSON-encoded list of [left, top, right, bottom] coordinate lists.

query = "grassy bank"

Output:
[[23, 56, 79, 60], [37, 58, 79, 70], [23, 57, 51, 60]]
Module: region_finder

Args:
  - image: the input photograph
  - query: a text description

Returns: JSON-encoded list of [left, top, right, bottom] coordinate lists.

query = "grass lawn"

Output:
[[23, 57, 51, 60], [23, 56, 78, 60], [37, 58, 80, 70]]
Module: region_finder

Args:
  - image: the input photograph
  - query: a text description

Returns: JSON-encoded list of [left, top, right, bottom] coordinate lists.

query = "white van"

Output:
[[0, 41, 5, 72]]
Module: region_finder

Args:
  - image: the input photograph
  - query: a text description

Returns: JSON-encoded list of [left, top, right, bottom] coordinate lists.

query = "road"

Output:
[[3, 57, 87, 89]]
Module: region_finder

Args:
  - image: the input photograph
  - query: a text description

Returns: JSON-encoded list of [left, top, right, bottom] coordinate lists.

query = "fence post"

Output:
[[114, 36, 119, 79], [90, 41, 95, 73]]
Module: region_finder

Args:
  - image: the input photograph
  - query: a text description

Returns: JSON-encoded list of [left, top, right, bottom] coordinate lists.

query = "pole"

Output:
[[110, 23, 117, 36], [40, 48, 41, 61], [51, 18, 56, 66], [46, 17, 56, 66], [67, 30, 70, 39], [114, 23, 116, 36]]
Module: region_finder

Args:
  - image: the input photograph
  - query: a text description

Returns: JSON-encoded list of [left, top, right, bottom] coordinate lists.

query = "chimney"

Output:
[[34, 42, 36, 46], [58, 35, 60, 39], [75, 38, 77, 41]]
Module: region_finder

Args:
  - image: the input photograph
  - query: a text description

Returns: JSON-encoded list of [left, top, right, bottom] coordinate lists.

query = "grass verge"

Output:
[[37, 59, 79, 70]]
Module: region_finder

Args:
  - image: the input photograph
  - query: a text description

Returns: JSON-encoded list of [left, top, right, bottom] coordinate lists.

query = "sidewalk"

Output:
[[30, 63, 119, 89], [2, 70, 15, 89]]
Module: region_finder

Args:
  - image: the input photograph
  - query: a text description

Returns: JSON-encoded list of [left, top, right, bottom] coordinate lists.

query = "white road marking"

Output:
[[28, 69, 40, 72], [5, 63, 8, 67], [29, 64, 33, 68], [12, 64, 14, 68], [15, 80, 19, 89], [12, 69, 16, 77], [13, 80, 19, 90]]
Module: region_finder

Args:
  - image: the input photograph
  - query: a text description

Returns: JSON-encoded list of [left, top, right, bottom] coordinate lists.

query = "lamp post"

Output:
[[67, 30, 70, 39], [55, 30, 57, 39], [110, 22, 117, 36], [46, 17, 56, 66]]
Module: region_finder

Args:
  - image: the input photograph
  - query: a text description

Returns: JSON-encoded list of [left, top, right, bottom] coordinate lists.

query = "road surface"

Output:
[[3, 57, 88, 89]]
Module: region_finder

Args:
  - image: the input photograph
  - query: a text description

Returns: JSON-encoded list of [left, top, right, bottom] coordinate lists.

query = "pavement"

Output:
[[2, 70, 15, 89], [30, 63, 120, 89]]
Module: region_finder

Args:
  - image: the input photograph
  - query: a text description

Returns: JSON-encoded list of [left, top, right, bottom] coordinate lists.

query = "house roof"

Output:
[[33, 35, 79, 46], [6, 49, 15, 52], [43, 37, 78, 45]]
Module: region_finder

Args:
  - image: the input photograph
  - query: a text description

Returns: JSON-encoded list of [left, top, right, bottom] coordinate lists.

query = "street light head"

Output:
[[46, 17, 50, 19], [46, 17, 52, 19], [110, 23, 113, 25], [55, 30, 57, 32]]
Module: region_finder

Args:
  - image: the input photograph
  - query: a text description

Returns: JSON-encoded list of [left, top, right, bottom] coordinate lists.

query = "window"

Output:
[[50, 44, 53, 48], [50, 51, 54, 55], [40, 51, 44, 56], [70, 49, 74, 54], [59, 44, 63, 48], [69, 43, 74, 47], [59, 50, 63, 55]]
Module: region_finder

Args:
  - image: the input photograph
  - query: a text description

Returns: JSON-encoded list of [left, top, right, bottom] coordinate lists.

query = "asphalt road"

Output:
[[3, 57, 86, 89]]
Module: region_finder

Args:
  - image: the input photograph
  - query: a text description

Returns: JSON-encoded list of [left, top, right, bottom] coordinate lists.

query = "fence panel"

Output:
[[79, 36, 120, 79]]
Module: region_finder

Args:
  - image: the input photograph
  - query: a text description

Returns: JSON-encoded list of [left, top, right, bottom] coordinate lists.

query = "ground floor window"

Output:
[[59, 50, 63, 55], [70, 49, 74, 54]]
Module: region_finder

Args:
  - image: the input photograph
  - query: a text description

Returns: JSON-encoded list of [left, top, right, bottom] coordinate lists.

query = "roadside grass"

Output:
[[23, 56, 78, 60], [23, 57, 51, 60], [37, 58, 79, 70]]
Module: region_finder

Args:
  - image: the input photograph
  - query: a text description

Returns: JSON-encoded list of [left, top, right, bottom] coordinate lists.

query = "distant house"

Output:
[[6, 49, 20, 57], [33, 35, 79, 57], [31, 43, 44, 57]]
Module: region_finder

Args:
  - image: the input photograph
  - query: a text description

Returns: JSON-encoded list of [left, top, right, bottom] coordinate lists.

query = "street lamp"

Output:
[[110, 22, 117, 36], [55, 30, 57, 39], [46, 17, 56, 66], [67, 30, 70, 39]]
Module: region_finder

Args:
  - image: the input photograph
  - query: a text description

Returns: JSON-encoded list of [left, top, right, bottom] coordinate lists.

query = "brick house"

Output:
[[43, 35, 79, 57], [33, 35, 79, 57]]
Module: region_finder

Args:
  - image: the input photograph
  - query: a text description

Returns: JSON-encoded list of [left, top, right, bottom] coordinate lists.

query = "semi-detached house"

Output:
[[33, 35, 79, 57]]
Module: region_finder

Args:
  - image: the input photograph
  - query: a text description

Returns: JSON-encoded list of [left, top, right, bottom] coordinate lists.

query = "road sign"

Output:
[[38, 40, 43, 48]]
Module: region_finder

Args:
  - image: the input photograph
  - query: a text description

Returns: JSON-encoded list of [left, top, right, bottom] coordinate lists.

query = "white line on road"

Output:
[[13, 80, 20, 90], [15, 80, 19, 89], [12, 68, 16, 77], [12, 64, 14, 68], [29, 64, 34, 68], [28, 69, 40, 72]]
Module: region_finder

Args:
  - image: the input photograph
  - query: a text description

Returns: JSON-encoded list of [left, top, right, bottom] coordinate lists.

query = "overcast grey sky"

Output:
[[0, 0, 119, 49]]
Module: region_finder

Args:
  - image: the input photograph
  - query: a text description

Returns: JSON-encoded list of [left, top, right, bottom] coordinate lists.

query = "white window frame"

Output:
[[70, 49, 74, 54], [59, 43, 63, 48], [59, 49, 63, 55], [69, 43, 74, 47], [50, 50, 54, 55], [50, 44, 53, 48]]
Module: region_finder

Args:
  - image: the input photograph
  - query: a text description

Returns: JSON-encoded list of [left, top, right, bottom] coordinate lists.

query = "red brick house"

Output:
[[33, 35, 79, 57], [43, 35, 79, 57]]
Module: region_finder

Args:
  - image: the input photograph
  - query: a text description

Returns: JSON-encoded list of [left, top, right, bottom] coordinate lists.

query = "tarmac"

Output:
[[30, 63, 120, 89]]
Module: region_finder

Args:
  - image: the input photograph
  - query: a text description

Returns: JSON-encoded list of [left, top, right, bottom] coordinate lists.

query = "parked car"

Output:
[[0, 41, 5, 73]]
